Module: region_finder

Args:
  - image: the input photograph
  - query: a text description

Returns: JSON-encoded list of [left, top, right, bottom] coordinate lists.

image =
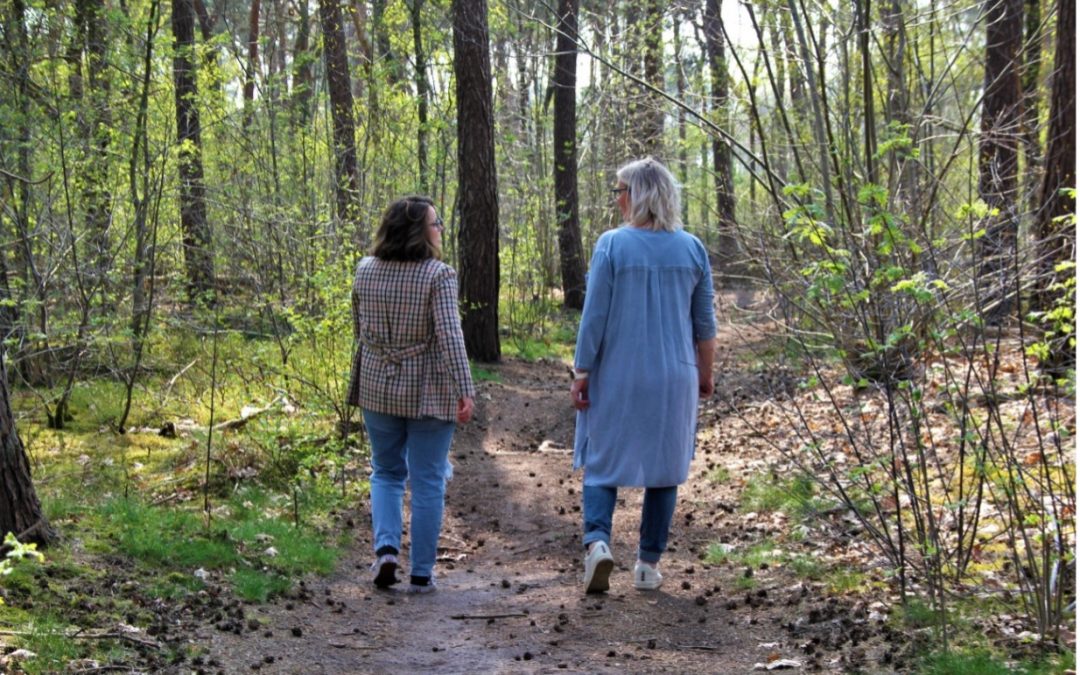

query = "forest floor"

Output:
[[189, 294, 916, 674], [1, 292, 1070, 674]]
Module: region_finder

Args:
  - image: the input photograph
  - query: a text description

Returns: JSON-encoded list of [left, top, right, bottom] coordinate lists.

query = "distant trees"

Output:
[[453, 0, 500, 361]]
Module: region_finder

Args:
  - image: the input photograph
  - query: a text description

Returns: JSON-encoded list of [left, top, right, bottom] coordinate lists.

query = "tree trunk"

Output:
[[1020, 0, 1043, 216], [453, 0, 500, 362], [977, 0, 1024, 321], [1031, 0, 1075, 373], [243, 0, 260, 127], [319, 0, 360, 239], [640, 0, 664, 156], [71, 0, 113, 302], [704, 0, 739, 273], [0, 349, 56, 546], [674, 9, 689, 225], [553, 0, 585, 310], [372, 0, 399, 81], [881, 0, 918, 219], [410, 0, 430, 192], [172, 0, 214, 304], [291, 0, 313, 125]]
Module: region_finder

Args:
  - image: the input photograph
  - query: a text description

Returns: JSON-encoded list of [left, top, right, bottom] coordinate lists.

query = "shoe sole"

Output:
[[634, 579, 662, 590], [585, 557, 614, 593], [373, 560, 398, 588]]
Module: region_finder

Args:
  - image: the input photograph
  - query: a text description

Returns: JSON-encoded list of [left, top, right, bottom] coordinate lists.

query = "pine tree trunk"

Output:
[[0, 350, 55, 546], [704, 0, 739, 273], [411, 0, 429, 192], [453, 0, 500, 362], [977, 0, 1024, 321], [1032, 0, 1075, 374], [243, 0, 260, 127], [553, 0, 586, 310], [640, 0, 664, 156], [291, 0, 313, 125], [319, 0, 360, 243], [172, 0, 215, 304]]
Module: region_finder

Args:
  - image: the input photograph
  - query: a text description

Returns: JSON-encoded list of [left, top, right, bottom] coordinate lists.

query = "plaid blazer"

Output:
[[346, 256, 475, 421]]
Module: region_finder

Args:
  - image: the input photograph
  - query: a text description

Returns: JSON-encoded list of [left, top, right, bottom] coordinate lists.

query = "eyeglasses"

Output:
[[610, 187, 629, 196], [430, 217, 445, 232]]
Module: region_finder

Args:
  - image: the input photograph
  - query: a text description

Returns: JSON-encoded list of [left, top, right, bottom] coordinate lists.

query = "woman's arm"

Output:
[[432, 268, 476, 417], [696, 338, 715, 397]]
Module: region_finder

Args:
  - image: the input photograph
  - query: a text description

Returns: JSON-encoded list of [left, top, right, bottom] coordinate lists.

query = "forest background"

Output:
[[0, 0, 1074, 671]]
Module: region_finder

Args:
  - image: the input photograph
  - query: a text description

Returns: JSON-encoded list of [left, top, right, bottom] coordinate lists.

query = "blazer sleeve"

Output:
[[432, 268, 476, 400], [345, 274, 363, 407]]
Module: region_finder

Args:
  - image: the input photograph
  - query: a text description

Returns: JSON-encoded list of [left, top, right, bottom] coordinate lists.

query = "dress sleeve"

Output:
[[574, 237, 614, 371], [432, 267, 476, 399], [690, 241, 717, 342]]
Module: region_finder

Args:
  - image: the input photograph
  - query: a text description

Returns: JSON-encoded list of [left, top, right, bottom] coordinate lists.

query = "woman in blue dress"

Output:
[[571, 157, 717, 593]]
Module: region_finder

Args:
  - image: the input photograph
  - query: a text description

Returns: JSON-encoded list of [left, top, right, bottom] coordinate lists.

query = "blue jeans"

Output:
[[364, 410, 456, 579], [582, 484, 678, 564]]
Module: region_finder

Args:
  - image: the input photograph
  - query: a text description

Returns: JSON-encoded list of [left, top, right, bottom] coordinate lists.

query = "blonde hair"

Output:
[[616, 157, 682, 232]]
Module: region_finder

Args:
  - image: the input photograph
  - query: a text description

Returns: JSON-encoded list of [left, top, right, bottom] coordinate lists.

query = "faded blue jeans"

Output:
[[364, 410, 456, 579], [582, 484, 678, 564]]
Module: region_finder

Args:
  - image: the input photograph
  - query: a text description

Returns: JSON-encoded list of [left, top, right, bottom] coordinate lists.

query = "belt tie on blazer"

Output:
[[361, 335, 432, 380]]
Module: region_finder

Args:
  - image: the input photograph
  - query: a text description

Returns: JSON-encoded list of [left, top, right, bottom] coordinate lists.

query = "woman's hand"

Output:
[[457, 397, 474, 424], [571, 377, 590, 410], [698, 372, 715, 398]]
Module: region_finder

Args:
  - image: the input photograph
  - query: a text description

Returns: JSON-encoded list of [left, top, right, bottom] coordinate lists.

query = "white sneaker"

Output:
[[371, 554, 399, 588], [633, 561, 662, 590], [583, 541, 614, 593], [405, 578, 437, 594]]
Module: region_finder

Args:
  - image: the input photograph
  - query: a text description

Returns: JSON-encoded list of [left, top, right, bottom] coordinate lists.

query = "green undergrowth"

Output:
[[916, 647, 1074, 675], [740, 471, 836, 519], [1, 325, 368, 671], [704, 538, 826, 581]]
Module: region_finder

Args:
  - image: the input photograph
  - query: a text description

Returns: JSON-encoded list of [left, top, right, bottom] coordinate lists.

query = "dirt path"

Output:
[[197, 317, 823, 674]]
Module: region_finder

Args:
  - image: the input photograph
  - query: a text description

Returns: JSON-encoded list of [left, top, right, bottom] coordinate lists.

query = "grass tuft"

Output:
[[232, 568, 291, 603]]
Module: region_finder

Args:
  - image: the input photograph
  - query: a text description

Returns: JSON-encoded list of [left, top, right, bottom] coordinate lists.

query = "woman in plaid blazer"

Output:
[[346, 196, 475, 593]]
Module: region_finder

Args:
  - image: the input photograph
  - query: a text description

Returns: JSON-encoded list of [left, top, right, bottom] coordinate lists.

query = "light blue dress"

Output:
[[573, 226, 717, 487]]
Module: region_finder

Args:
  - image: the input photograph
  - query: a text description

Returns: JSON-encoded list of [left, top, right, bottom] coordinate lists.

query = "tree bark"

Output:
[[172, 0, 214, 304], [704, 0, 739, 273], [640, 0, 664, 156], [0, 349, 56, 546], [1032, 0, 1075, 345], [881, 0, 918, 219], [291, 0, 313, 125], [553, 0, 585, 310], [1019, 0, 1043, 216], [319, 0, 360, 237], [70, 0, 113, 300], [410, 0, 430, 192], [453, 0, 500, 362], [977, 0, 1024, 321], [243, 0, 261, 128]]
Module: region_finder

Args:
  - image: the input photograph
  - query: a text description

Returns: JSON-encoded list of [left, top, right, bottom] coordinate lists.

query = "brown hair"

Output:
[[371, 196, 441, 261]]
